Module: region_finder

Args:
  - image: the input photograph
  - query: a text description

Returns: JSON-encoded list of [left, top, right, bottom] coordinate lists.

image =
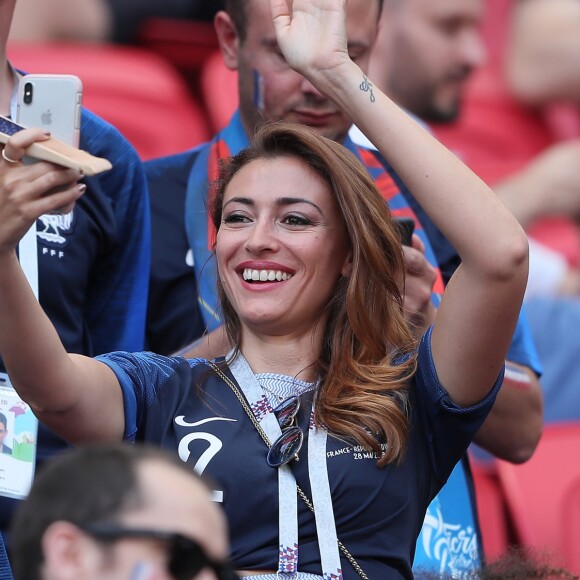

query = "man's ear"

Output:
[[214, 11, 241, 71], [42, 521, 96, 580]]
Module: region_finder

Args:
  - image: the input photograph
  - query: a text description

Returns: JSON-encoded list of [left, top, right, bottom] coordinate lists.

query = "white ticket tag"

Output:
[[0, 373, 38, 499]]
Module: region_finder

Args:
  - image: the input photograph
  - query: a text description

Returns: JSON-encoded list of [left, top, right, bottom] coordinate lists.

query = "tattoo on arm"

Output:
[[359, 75, 376, 103]]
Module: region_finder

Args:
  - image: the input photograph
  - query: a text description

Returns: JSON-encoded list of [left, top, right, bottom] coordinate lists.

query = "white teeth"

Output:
[[242, 268, 294, 282]]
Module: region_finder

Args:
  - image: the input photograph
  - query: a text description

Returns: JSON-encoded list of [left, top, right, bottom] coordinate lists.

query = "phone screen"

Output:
[[394, 217, 415, 246]]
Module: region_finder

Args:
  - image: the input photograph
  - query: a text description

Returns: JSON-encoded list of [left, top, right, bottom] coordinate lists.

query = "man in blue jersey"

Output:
[[0, 1, 150, 575], [145, 0, 542, 575], [147, 0, 444, 356]]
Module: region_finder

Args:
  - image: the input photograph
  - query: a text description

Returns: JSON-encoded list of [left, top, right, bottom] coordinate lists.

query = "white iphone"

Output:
[[16, 74, 82, 147]]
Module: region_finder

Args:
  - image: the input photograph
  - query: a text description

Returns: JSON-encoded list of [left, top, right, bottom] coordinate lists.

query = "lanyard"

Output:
[[227, 354, 344, 579]]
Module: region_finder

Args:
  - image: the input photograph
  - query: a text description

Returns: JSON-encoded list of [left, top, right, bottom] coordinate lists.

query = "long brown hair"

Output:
[[212, 123, 417, 465]]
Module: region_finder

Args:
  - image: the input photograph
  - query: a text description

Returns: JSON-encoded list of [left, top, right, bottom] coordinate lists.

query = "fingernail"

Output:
[[43, 130, 51, 137], [78, 184, 87, 193]]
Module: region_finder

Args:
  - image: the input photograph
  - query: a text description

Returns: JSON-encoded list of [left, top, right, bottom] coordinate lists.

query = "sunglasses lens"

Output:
[[267, 426, 304, 467], [273, 396, 300, 429], [168, 538, 205, 580]]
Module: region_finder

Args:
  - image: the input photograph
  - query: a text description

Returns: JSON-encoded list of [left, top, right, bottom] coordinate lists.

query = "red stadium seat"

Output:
[[471, 460, 511, 562], [496, 423, 580, 575], [7, 42, 212, 160], [137, 18, 219, 74], [199, 50, 238, 133]]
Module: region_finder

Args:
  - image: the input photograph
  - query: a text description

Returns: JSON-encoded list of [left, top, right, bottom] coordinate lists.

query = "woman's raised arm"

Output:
[[0, 129, 125, 443], [271, 0, 529, 406]]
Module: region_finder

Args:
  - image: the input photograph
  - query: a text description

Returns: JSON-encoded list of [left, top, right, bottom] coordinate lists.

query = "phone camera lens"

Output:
[[23, 82, 33, 105]]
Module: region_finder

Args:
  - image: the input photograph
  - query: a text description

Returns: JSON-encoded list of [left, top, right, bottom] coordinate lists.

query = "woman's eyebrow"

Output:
[[223, 196, 254, 210], [277, 197, 323, 215]]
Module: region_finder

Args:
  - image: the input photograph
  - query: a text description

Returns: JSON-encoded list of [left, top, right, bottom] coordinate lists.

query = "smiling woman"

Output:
[[217, 155, 352, 340], [212, 124, 414, 465], [0, 0, 528, 578]]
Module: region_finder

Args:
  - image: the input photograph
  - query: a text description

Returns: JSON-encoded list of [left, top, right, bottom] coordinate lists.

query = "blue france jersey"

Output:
[[98, 328, 502, 579]]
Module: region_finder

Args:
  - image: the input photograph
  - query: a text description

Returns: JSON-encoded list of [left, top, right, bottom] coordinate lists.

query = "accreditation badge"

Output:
[[0, 372, 38, 499]]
